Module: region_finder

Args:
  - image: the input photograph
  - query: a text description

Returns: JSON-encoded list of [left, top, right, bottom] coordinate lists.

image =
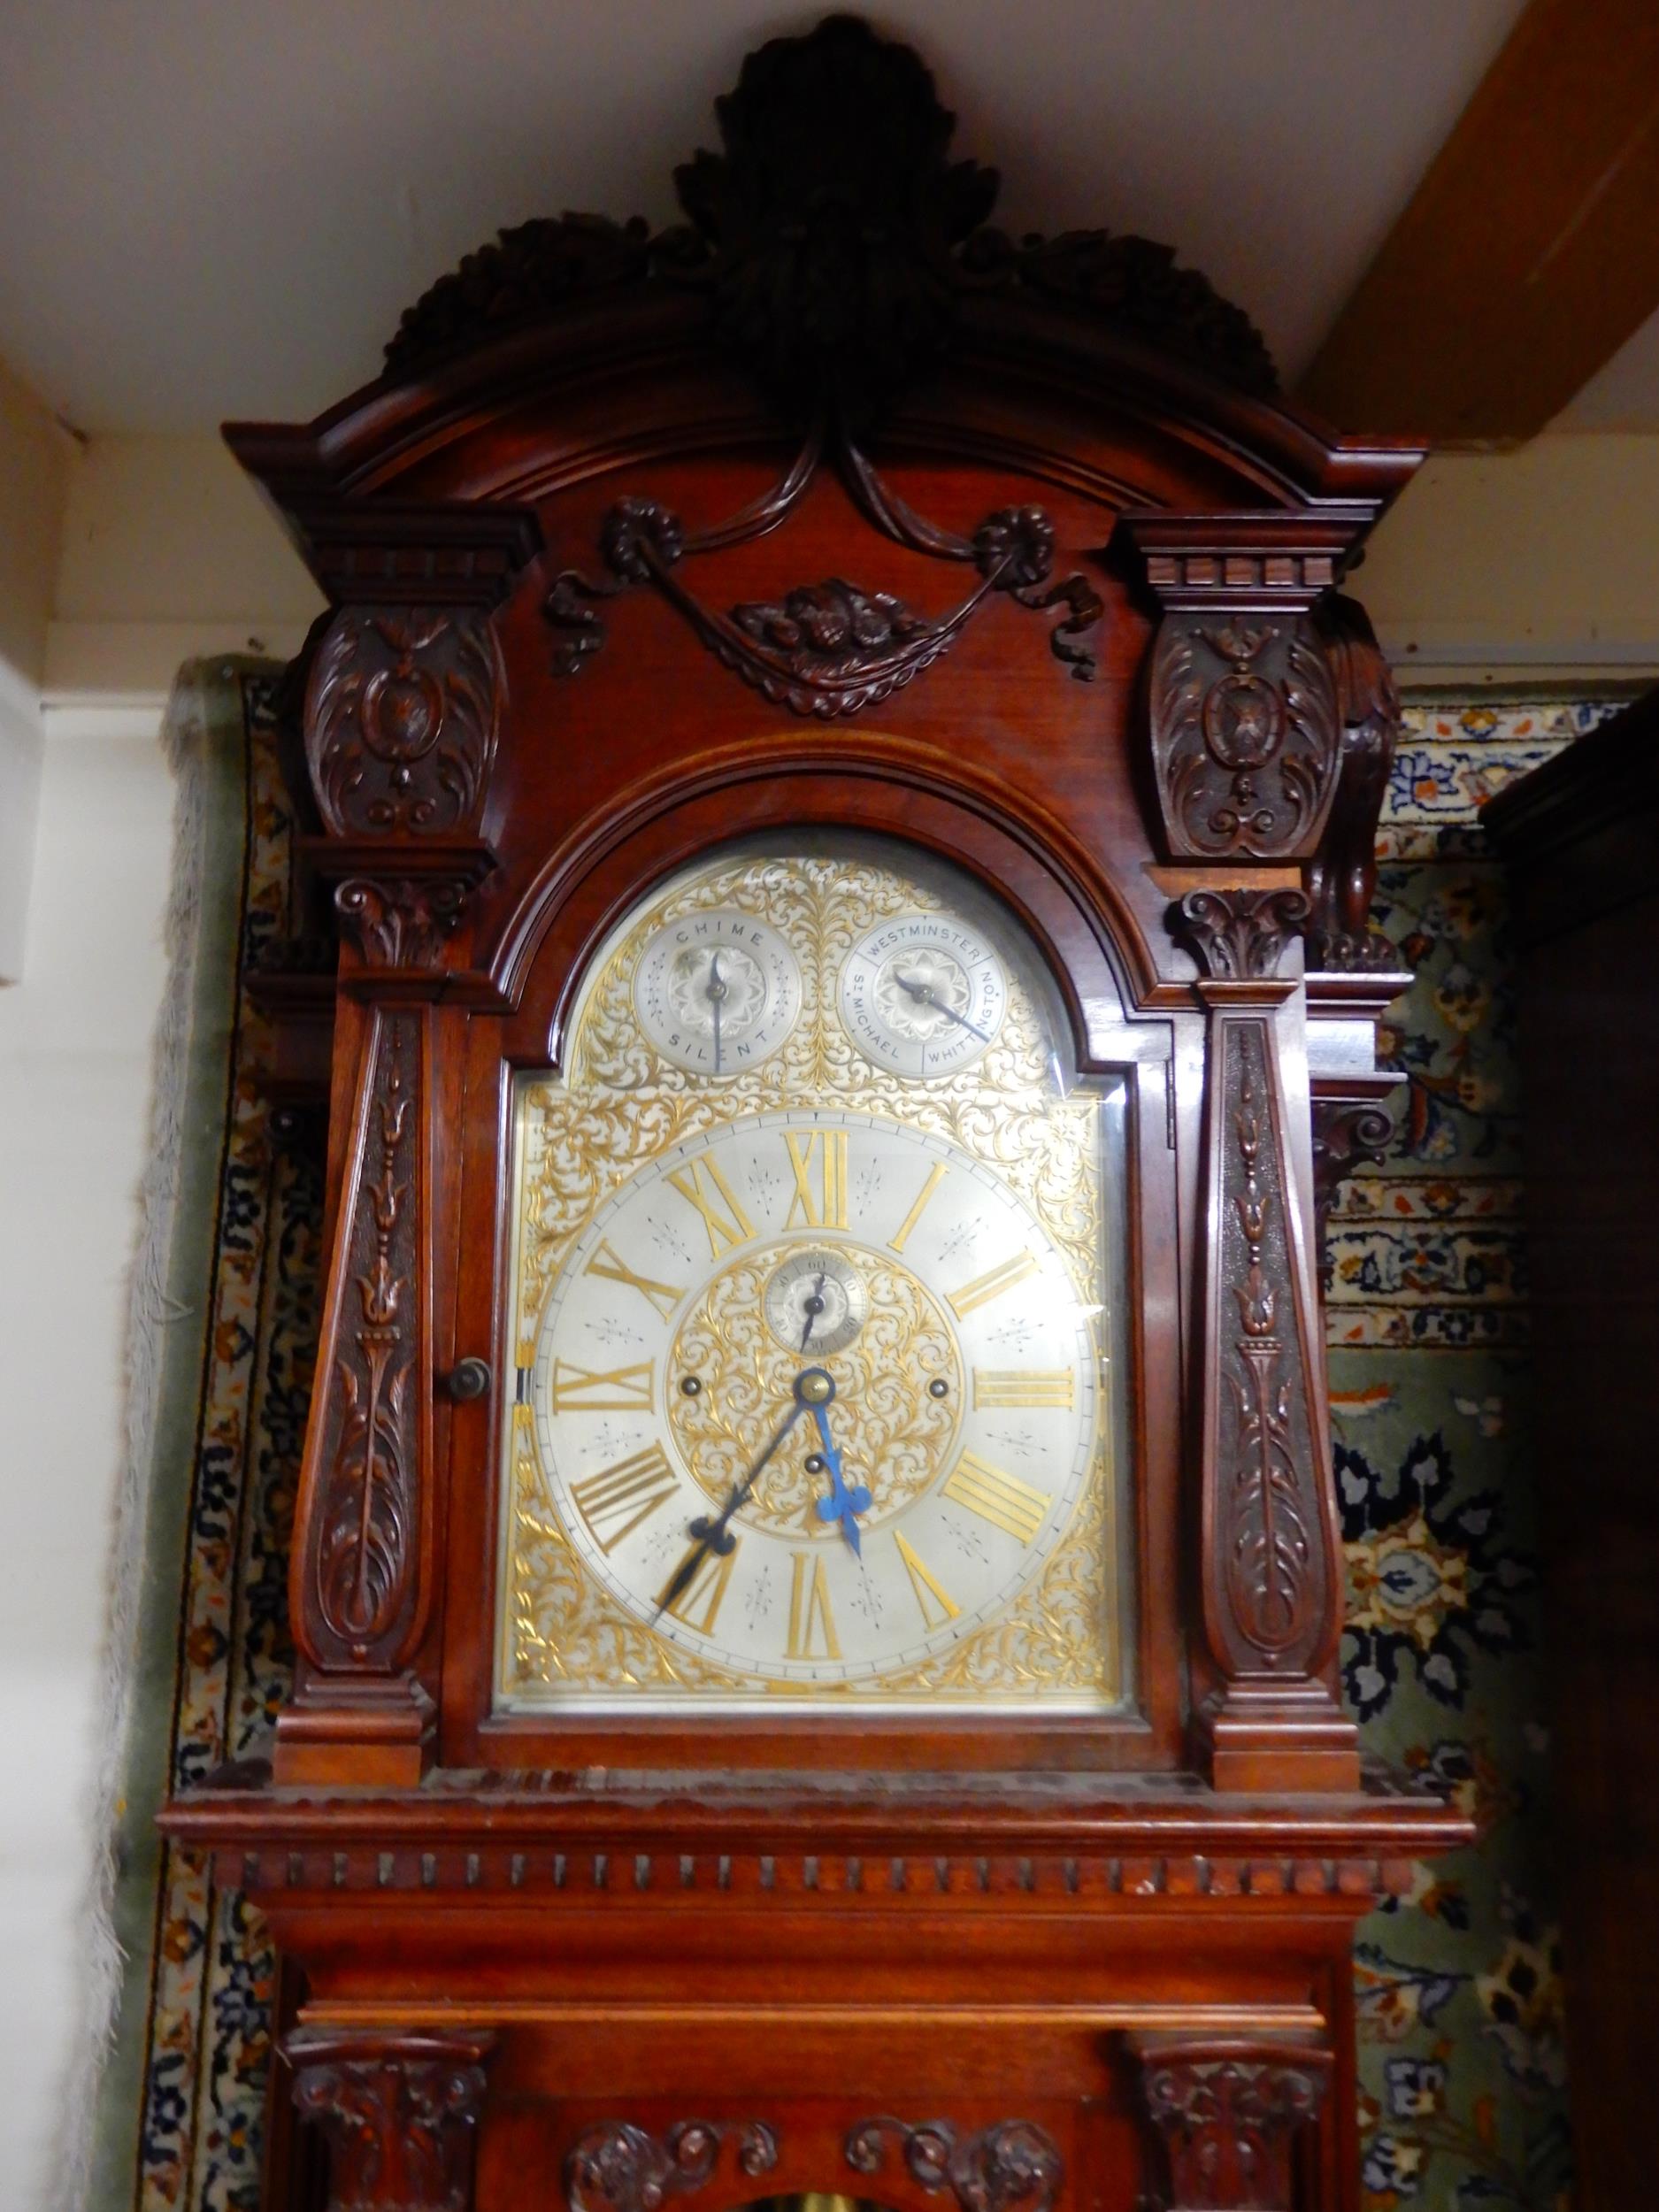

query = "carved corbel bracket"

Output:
[[847, 2116, 1064, 2212], [1118, 512, 1374, 864], [1178, 889, 1357, 1792], [304, 836, 499, 976], [565, 2120, 779, 2212], [287, 2024, 495, 2212], [1128, 2034, 1332, 2212]]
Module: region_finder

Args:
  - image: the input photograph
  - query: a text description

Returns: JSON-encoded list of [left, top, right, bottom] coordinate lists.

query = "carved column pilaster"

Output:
[[287, 2026, 495, 2212], [1128, 2035, 1331, 2212], [276, 528, 533, 1783], [1178, 891, 1356, 1792]]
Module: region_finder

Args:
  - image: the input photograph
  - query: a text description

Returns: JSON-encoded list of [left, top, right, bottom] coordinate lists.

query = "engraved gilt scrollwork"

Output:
[[287, 2027, 492, 2212], [847, 2116, 1064, 2212], [565, 2121, 779, 2212], [1131, 2037, 1332, 2212], [306, 607, 502, 837], [1149, 618, 1340, 860], [313, 1015, 421, 1661]]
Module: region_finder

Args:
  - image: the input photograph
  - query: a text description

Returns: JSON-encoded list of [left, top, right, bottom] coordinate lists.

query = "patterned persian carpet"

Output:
[[91, 668, 1608, 2211]]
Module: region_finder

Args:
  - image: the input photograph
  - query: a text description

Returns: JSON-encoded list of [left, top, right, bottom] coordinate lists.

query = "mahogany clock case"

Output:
[[161, 19, 1471, 2212]]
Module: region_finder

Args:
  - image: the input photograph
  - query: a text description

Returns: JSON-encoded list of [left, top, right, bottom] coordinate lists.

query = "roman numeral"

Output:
[[785, 1127, 849, 1230], [941, 1453, 1051, 1546], [786, 1552, 841, 1660], [665, 1156, 755, 1257], [972, 1369, 1076, 1409], [948, 1248, 1041, 1319], [894, 1530, 960, 1629], [887, 1160, 948, 1254], [569, 1445, 679, 1552], [549, 1360, 655, 1412], [659, 1540, 739, 1633], [585, 1240, 686, 1320]]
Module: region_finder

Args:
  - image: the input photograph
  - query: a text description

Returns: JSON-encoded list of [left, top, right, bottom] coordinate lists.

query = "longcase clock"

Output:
[[166, 21, 1469, 2212]]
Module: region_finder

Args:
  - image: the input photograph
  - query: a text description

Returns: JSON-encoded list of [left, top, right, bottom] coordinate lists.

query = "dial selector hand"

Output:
[[893, 970, 993, 1045], [706, 950, 726, 1073]]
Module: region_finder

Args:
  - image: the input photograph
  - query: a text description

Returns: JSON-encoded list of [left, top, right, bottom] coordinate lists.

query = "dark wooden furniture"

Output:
[[165, 22, 1467, 2210], [1486, 695, 1659, 2212]]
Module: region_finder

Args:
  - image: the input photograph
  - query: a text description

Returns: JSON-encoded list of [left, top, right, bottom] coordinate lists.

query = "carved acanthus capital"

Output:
[[305, 606, 503, 839], [287, 2025, 494, 2212], [335, 875, 472, 968], [1130, 2036, 1332, 2212], [565, 2121, 779, 2212], [846, 2116, 1064, 2212], [1177, 888, 1310, 981]]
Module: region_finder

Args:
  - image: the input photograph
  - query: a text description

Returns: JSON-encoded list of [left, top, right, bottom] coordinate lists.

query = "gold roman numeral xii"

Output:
[[785, 1128, 849, 1230], [549, 1360, 655, 1412], [569, 1445, 678, 1552], [665, 1156, 755, 1258], [940, 1453, 1051, 1546]]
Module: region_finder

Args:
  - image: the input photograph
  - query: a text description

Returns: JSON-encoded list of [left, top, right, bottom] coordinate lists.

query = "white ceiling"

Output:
[[3, 0, 1532, 435]]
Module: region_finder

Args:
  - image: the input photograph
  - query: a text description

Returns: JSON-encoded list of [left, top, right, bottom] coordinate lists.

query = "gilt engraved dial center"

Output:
[[667, 1233, 962, 1540]]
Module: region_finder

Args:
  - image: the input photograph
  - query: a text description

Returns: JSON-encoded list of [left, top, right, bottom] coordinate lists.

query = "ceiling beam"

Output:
[[1298, 0, 1659, 443]]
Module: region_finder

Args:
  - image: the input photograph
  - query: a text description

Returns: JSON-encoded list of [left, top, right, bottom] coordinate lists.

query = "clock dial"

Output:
[[499, 839, 1130, 1712], [529, 1110, 1095, 1684], [838, 910, 1009, 1077]]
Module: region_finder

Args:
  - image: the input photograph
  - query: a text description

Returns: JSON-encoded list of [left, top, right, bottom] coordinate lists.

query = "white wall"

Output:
[[0, 707, 173, 2204], [0, 361, 72, 980], [0, 418, 1656, 2207]]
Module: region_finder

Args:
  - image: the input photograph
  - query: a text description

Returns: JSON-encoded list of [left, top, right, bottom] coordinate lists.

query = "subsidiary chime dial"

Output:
[[634, 908, 803, 1075], [838, 910, 1009, 1077]]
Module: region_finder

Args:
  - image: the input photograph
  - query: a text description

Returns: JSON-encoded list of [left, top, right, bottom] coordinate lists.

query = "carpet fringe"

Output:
[[50, 665, 213, 2212]]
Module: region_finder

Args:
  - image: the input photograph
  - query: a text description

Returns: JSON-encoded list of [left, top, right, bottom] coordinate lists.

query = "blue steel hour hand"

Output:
[[806, 1376, 872, 1557]]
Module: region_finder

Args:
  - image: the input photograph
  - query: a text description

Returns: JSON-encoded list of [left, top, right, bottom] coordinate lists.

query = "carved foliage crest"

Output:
[[384, 17, 1277, 410], [306, 608, 502, 838], [1150, 617, 1340, 860]]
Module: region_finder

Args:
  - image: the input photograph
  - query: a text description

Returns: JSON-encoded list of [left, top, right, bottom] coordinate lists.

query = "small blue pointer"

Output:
[[805, 1382, 872, 1557]]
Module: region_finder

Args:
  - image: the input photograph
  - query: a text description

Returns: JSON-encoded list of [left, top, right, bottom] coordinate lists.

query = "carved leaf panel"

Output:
[[288, 2027, 493, 2212], [292, 1009, 431, 1673], [1133, 2039, 1332, 2212], [1200, 1012, 1339, 1681]]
